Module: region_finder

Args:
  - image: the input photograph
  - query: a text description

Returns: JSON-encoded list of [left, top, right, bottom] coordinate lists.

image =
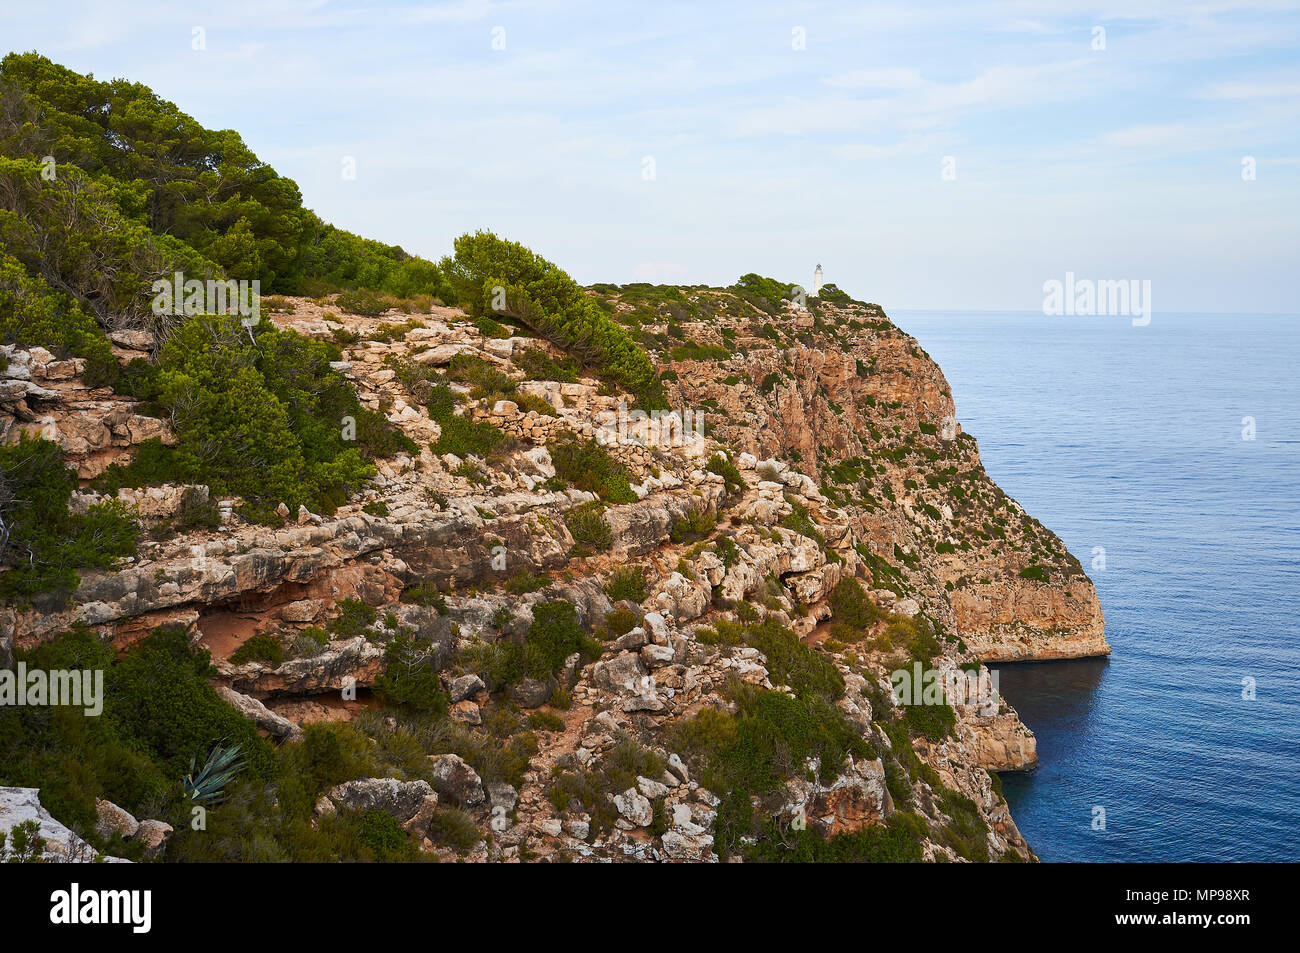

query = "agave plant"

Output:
[[182, 741, 246, 806]]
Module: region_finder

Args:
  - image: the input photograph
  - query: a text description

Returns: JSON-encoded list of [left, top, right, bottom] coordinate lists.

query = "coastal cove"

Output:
[[894, 310, 1300, 862]]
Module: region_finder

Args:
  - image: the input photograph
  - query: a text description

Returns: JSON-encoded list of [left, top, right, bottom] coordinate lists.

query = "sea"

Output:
[[890, 310, 1300, 863]]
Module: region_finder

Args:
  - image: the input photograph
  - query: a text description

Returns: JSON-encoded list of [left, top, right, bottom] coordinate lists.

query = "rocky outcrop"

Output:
[[961, 712, 1039, 772], [653, 294, 1107, 663], [215, 685, 304, 740], [427, 754, 487, 806], [0, 787, 127, 862], [1, 344, 171, 480], [2, 289, 1103, 863]]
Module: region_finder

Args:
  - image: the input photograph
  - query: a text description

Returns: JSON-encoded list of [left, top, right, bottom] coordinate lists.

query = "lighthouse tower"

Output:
[[813, 263, 824, 295]]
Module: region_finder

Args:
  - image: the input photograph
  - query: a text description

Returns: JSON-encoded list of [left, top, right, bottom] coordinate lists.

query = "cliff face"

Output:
[[0, 287, 1103, 862], [628, 290, 1109, 664]]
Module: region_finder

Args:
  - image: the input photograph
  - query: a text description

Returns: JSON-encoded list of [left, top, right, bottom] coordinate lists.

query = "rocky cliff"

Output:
[[0, 286, 1107, 863]]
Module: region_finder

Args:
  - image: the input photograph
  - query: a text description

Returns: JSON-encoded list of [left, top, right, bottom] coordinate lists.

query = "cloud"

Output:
[[1202, 79, 1300, 100], [822, 68, 925, 90], [831, 133, 959, 160]]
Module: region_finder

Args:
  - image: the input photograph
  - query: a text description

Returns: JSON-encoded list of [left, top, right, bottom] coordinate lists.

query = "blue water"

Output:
[[890, 310, 1300, 863]]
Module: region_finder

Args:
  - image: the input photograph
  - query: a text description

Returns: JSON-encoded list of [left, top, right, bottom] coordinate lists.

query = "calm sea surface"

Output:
[[891, 310, 1300, 862]]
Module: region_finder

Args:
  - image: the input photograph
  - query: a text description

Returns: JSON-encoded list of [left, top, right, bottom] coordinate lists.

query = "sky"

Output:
[[2, 0, 1298, 312]]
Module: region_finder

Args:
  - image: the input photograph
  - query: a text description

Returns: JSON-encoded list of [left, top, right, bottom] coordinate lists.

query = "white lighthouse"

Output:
[[813, 263, 824, 295]]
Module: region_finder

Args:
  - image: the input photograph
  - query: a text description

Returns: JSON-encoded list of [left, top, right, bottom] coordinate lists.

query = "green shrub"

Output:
[[550, 437, 636, 503], [440, 231, 662, 405], [300, 625, 329, 646], [336, 288, 391, 317], [742, 811, 927, 863], [937, 788, 990, 862], [670, 506, 715, 544], [0, 626, 277, 849], [733, 617, 844, 701], [447, 352, 515, 397], [706, 453, 744, 494], [430, 414, 507, 458], [903, 697, 956, 742], [370, 317, 426, 342], [669, 341, 731, 362], [525, 600, 601, 675], [355, 808, 418, 860], [779, 500, 824, 543], [601, 608, 639, 637], [0, 249, 118, 387], [228, 634, 284, 667], [108, 629, 270, 768], [513, 391, 558, 416], [427, 807, 483, 853], [328, 598, 378, 638], [0, 435, 139, 603], [828, 578, 880, 631], [373, 633, 447, 712], [566, 504, 613, 556], [504, 569, 548, 594], [175, 487, 221, 530], [670, 680, 871, 860], [401, 583, 447, 613], [604, 565, 649, 603], [105, 314, 399, 520], [470, 314, 510, 339], [527, 710, 565, 732], [1018, 563, 1050, 582], [513, 347, 579, 383]]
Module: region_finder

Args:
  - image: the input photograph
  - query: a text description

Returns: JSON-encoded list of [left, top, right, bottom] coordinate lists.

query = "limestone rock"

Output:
[[428, 754, 487, 806], [612, 788, 653, 827], [94, 798, 140, 841], [0, 787, 125, 862], [326, 777, 437, 823]]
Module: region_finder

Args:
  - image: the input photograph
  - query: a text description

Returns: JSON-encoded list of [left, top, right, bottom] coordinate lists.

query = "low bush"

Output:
[[228, 634, 284, 667], [430, 414, 507, 458], [328, 599, 378, 638], [550, 437, 636, 503], [604, 565, 649, 603], [1018, 563, 1050, 582], [670, 506, 715, 544], [705, 453, 744, 495], [0, 435, 139, 604], [566, 504, 613, 556]]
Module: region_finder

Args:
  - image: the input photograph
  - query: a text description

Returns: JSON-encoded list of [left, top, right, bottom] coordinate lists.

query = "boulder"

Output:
[[450, 700, 482, 725], [133, 819, 174, 858], [427, 754, 487, 806], [508, 676, 555, 709], [590, 652, 644, 692], [487, 781, 519, 814], [94, 799, 139, 841], [447, 673, 485, 703], [326, 778, 438, 823], [661, 828, 715, 861], [612, 788, 653, 827]]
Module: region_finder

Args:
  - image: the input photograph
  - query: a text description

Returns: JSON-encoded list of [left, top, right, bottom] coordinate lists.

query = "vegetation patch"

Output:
[[550, 437, 636, 503], [0, 436, 138, 604]]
